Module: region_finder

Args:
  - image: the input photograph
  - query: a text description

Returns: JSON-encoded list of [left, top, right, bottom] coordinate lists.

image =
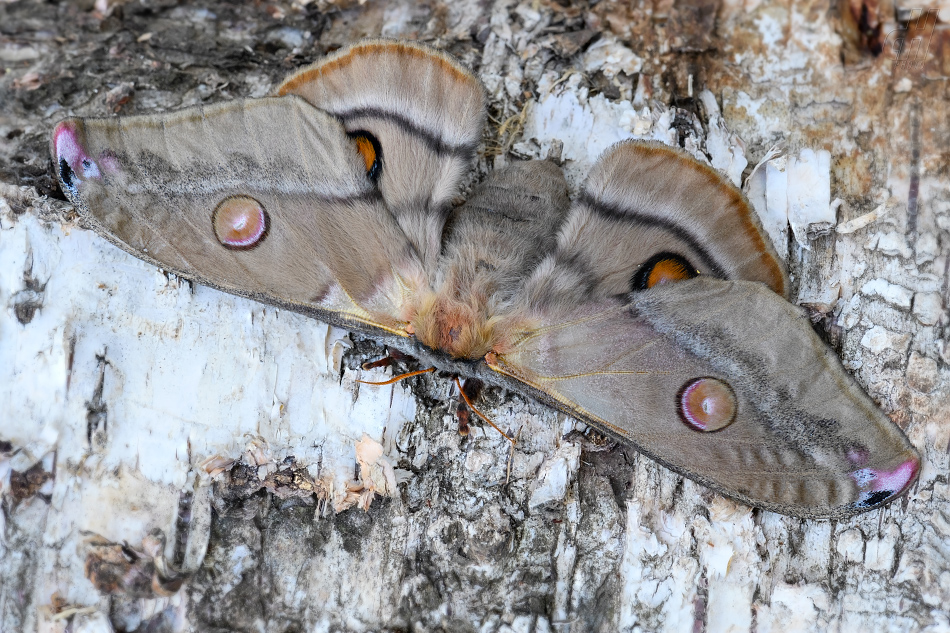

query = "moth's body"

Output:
[[52, 39, 920, 518], [412, 159, 569, 360]]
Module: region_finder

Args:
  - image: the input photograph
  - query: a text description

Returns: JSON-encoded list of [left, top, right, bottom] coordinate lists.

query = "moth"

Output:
[[51, 39, 919, 519]]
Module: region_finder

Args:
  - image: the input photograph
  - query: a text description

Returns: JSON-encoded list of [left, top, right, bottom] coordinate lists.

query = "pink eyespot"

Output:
[[212, 195, 269, 249], [678, 377, 737, 432]]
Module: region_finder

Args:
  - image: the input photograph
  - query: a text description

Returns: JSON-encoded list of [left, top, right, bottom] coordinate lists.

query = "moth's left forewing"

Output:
[[52, 97, 424, 335], [490, 278, 919, 518]]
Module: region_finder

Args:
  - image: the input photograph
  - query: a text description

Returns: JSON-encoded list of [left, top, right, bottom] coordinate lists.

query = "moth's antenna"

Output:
[[455, 377, 516, 445], [357, 367, 435, 386]]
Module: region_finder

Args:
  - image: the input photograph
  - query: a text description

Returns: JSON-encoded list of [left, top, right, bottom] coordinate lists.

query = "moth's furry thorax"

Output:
[[410, 288, 527, 360]]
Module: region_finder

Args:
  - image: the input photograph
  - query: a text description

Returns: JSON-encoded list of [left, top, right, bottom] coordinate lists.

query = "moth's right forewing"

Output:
[[490, 278, 919, 518], [52, 96, 425, 335]]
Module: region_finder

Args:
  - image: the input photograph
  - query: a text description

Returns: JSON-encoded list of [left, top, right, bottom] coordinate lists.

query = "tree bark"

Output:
[[1, 0, 948, 631]]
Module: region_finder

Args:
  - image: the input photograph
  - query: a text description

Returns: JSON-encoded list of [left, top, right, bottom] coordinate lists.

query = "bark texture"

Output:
[[1, 0, 949, 632]]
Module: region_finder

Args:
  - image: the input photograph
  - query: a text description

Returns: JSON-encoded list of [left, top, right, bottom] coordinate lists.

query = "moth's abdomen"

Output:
[[439, 160, 570, 299]]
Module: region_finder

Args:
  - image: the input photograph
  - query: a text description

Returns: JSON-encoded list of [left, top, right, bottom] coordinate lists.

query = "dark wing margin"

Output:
[[489, 277, 918, 518], [52, 96, 426, 336]]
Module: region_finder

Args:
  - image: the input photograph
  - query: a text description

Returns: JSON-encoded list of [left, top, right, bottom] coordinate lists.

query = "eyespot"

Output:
[[631, 252, 699, 291], [349, 131, 381, 181], [212, 195, 269, 249], [678, 377, 737, 432]]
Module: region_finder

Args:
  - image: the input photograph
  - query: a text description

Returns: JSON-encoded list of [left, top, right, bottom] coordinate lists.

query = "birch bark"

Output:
[[1, 0, 948, 631]]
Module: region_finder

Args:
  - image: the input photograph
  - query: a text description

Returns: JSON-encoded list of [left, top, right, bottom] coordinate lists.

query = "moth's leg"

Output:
[[456, 405, 471, 437], [361, 356, 395, 371], [357, 367, 434, 386], [455, 377, 485, 437], [455, 377, 514, 445], [360, 348, 413, 371]]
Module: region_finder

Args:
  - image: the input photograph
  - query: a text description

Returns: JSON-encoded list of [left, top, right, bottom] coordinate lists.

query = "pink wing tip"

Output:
[[873, 457, 920, 494], [54, 121, 82, 168], [850, 455, 920, 509], [53, 120, 101, 184]]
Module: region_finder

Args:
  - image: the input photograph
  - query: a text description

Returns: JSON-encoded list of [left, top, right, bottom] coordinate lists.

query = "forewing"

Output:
[[51, 96, 425, 335], [490, 277, 919, 518], [277, 39, 486, 269]]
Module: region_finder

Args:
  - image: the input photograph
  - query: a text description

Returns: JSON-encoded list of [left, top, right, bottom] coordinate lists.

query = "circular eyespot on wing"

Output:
[[212, 195, 269, 250], [349, 131, 382, 181], [631, 252, 700, 291], [678, 377, 737, 432]]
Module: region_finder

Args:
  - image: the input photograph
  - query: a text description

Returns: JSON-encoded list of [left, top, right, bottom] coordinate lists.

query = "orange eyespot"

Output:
[[350, 132, 381, 180], [631, 252, 699, 291], [646, 258, 696, 288], [355, 136, 375, 171]]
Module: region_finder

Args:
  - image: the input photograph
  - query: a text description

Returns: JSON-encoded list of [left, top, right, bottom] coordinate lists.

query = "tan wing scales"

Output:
[[490, 278, 919, 518], [519, 141, 789, 317], [52, 96, 424, 335]]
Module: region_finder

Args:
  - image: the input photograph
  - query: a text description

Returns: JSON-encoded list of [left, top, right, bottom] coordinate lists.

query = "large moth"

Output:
[[51, 39, 919, 519]]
